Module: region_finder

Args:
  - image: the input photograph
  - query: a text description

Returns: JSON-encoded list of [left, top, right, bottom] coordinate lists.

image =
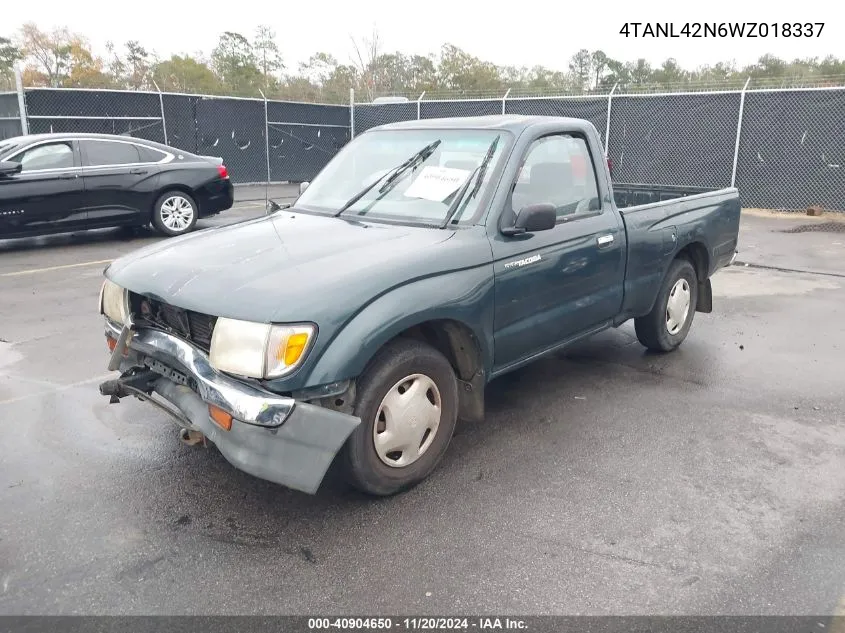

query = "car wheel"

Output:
[[342, 338, 459, 496], [635, 257, 699, 352], [152, 191, 198, 237]]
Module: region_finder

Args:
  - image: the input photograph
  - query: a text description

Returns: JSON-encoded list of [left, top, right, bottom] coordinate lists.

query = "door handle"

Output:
[[58, 173, 78, 180], [129, 168, 148, 175], [597, 234, 614, 247]]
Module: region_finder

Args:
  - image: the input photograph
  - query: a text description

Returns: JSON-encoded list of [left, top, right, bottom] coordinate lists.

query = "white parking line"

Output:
[[0, 259, 113, 277]]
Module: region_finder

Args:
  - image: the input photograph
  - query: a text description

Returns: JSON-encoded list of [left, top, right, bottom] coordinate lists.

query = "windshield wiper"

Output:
[[333, 139, 441, 217], [439, 135, 500, 229]]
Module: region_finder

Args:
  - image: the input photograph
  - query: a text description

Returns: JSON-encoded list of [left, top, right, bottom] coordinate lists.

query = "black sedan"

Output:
[[0, 133, 234, 239]]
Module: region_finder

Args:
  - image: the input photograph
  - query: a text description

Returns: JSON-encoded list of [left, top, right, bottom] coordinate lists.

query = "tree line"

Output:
[[2, 23, 844, 103]]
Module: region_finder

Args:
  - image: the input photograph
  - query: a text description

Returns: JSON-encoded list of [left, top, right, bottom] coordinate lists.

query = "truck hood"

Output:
[[105, 211, 463, 323]]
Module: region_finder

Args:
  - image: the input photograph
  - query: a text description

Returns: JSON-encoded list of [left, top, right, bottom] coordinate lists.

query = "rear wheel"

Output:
[[152, 191, 198, 237], [341, 338, 459, 496], [635, 257, 698, 352]]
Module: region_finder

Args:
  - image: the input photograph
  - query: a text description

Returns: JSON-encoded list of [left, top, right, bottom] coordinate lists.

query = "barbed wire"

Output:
[[11, 73, 845, 107], [367, 75, 845, 103]]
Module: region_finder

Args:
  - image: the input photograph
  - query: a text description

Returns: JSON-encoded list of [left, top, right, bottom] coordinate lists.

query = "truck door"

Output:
[[489, 132, 626, 370]]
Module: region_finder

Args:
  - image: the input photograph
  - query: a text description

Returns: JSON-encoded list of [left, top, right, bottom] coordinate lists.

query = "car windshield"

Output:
[[0, 141, 21, 158], [294, 128, 512, 226]]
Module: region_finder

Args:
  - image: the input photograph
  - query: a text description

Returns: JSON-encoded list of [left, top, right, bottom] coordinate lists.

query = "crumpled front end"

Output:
[[99, 317, 361, 495]]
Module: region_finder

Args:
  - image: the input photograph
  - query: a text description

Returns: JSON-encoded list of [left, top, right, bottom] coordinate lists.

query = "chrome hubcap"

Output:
[[160, 196, 194, 231], [372, 373, 442, 468], [666, 278, 692, 335]]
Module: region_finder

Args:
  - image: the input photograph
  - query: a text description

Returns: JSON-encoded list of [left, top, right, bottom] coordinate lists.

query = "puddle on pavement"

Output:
[[713, 267, 840, 298], [0, 341, 23, 371]]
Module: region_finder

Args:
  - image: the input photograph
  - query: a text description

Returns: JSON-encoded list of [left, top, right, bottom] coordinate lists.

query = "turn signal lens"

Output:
[[208, 404, 233, 431], [265, 324, 315, 378], [281, 332, 309, 365], [107, 335, 117, 352]]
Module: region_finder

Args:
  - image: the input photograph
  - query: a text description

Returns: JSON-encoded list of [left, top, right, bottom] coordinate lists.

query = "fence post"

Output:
[[259, 89, 271, 207], [604, 82, 618, 157], [349, 88, 355, 139], [417, 91, 425, 119], [502, 88, 511, 115], [152, 80, 168, 145], [14, 66, 28, 135], [731, 77, 751, 188]]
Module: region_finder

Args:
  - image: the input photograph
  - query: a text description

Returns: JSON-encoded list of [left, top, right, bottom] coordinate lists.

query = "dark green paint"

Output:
[[105, 115, 741, 394]]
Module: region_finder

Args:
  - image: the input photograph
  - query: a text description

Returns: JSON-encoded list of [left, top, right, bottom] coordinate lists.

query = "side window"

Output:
[[82, 140, 141, 167], [511, 134, 601, 219], [137, 145, 168, 163], [9, 142, 75, 171]]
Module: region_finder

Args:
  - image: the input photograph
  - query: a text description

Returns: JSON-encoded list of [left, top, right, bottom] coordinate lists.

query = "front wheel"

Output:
[[152, 191, 198, 237], [635, 257, 699, 352], [341, 338, 459, 496]]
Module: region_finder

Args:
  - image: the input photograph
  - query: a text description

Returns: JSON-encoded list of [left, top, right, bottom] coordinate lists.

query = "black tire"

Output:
[[151, 191, 198, 237], [342, 338, 459, 496], [635, 257, 699, 352]]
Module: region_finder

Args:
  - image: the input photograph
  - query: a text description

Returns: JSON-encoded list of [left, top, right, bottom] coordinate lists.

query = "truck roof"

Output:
[[370, 114, 596, 135]]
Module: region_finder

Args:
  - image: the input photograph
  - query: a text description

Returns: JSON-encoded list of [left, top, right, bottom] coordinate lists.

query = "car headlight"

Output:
[[100, 279, 129, 325], [209, 318, 316, 379]]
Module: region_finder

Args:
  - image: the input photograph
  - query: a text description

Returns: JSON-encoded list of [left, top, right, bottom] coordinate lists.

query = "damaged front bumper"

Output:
[[100, 318, 361, 494]]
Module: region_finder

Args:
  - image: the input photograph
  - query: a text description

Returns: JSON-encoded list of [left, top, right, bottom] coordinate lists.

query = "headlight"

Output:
[[100, 279, 129, 325], [209, 318, 316, 379]]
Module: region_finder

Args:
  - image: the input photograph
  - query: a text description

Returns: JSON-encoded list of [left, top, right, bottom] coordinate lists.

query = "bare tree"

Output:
[[18, 23, 74, 87], [254, 25, 284, 91], [349, 25, 382, 101]]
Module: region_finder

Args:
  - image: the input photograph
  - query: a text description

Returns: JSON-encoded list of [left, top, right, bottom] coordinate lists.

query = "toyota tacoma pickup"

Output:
[[98, 115, 740, 496]]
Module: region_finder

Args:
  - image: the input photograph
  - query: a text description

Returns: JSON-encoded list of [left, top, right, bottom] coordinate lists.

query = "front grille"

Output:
[[129, 292, 217, 352]]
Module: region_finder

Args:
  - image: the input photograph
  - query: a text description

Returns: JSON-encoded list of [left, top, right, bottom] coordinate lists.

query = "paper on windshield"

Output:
[[403, 166, 471, 202]]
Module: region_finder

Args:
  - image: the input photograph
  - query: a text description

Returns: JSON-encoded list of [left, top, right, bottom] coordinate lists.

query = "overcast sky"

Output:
[[4, 0, 840, 72]]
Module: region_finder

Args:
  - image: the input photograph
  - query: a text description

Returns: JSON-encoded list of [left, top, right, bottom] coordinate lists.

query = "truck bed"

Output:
[[613, 186, 742, 323], [612, 183, 721, 209]]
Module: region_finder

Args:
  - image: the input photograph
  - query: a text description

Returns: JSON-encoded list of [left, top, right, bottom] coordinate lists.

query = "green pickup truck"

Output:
[[99, 115, 740, 496]]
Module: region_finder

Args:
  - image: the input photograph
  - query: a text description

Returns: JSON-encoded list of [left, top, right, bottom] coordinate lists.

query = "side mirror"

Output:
[[0, 161, 22, 177], [299, 181, 310, 195], [265, 199, 292, 214], [502, 203, 557, 236]]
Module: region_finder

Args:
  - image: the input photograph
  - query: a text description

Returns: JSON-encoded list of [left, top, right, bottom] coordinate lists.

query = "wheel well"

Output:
[[676, 241, 709, 281], [393, 319, 486, 423], [396, 319, 483, 381], [676, 241, 713, 313]]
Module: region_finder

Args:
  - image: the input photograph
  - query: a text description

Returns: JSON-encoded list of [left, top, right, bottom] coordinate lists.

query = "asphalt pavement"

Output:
[[0, 206, 844, 616]]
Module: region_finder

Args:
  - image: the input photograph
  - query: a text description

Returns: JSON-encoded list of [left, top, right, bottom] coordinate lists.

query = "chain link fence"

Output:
[[5, 80, 351, 190], [607, 92, 742, 189], [0, 91, 22, 140], [1, 70, 23, 140], [735, 88, 845, 211], [351, 84, 845, 212], [3, 75, 844, 211]]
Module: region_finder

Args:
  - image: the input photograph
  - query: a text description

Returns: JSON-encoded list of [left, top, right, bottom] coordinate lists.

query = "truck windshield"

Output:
[[294, 129, 511, 226]]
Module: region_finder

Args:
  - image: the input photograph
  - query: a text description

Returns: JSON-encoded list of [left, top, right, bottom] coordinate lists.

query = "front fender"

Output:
[[300, 265, 495, 388]]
